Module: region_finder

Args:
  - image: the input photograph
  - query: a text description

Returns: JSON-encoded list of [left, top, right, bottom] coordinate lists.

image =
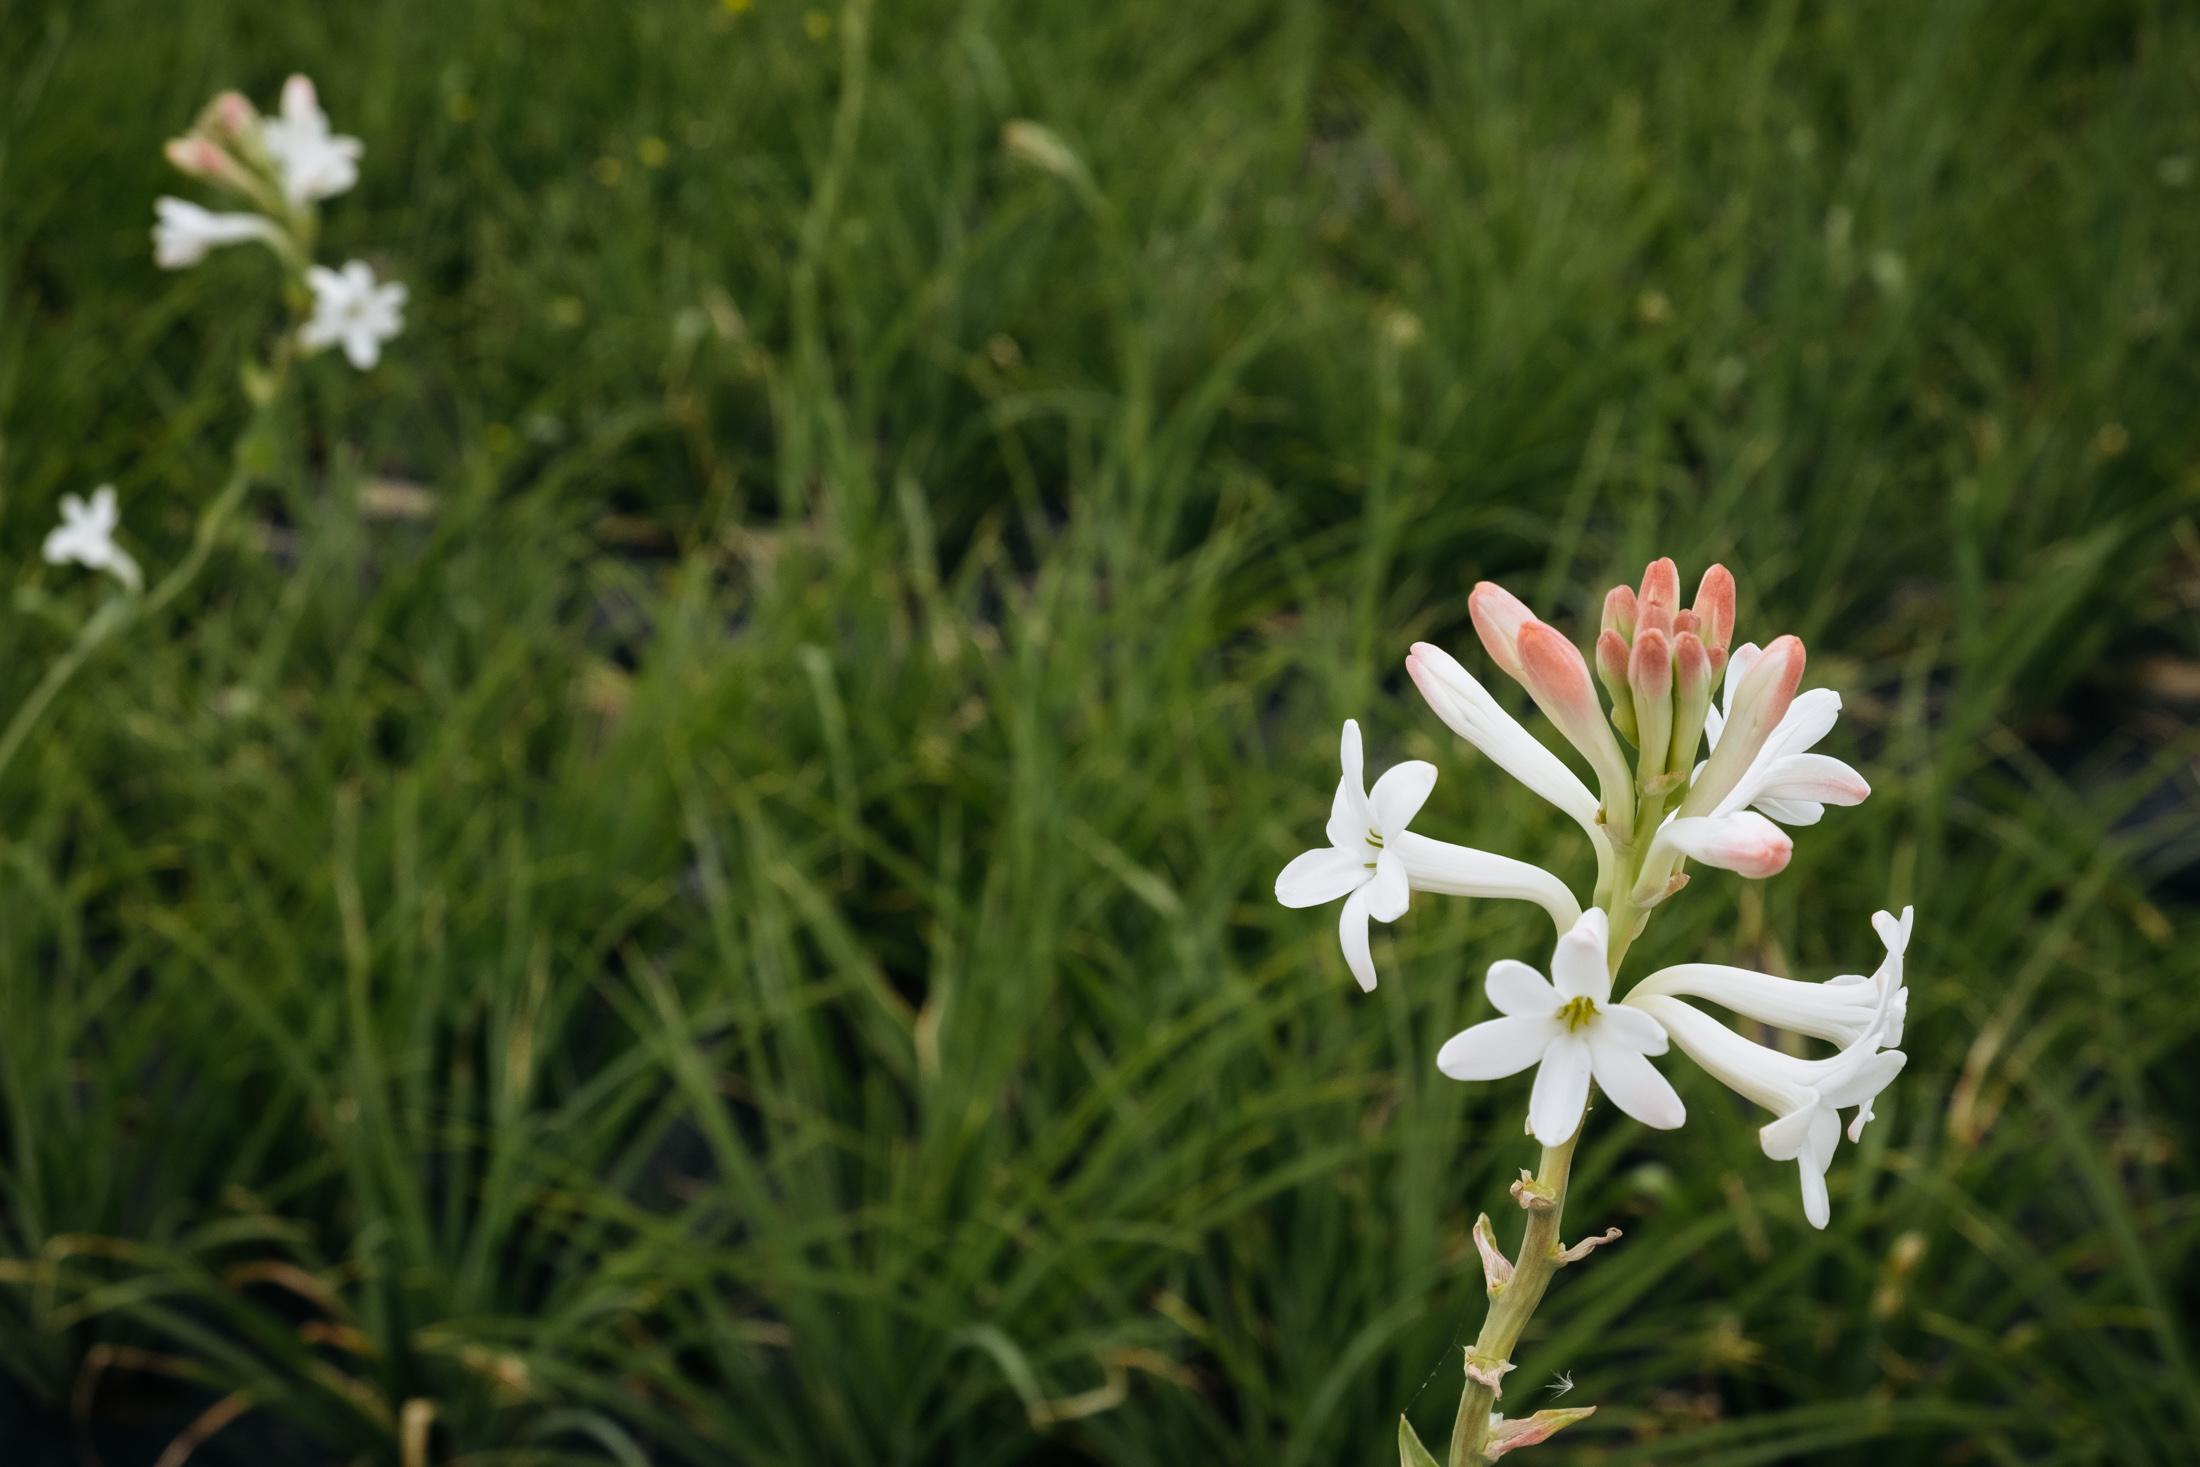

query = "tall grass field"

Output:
[[1, 0, 2196, 1462]]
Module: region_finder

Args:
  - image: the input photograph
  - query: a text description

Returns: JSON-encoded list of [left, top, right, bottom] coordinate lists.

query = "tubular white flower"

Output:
[[260, 74, 363, 205], [152, 197, 283, 270], [1641, 684, 1869, 893], [1626, 906, 1913, 1049], [1437, 909, 1686, 1145], [1405, 642, 1605, 842], [42, 486, 142, 593], [302, 261, 407, 370], [1275, 719, 1434, 991], [1626, 965, 1906, 1229], [1277, 721, 1581, 990]]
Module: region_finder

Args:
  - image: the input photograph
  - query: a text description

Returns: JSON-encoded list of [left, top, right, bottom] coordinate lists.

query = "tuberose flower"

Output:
[[152, 197, 284, 270], [259, 75, 363, 205], [1437, 909, 1686, 1145], [1277, 721, 1581, 991], [43, 486, 142, 593], [1627, 938, 1908, 1229], [302, 261, 407, 369], [1627, 907, 1911, 1050]]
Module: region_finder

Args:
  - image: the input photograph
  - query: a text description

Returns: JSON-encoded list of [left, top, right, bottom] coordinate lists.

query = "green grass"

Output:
[[1, 0, 2197, 1462]]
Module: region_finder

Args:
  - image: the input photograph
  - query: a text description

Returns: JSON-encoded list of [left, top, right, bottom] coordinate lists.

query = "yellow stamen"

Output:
[[1557, 996, 1598, 1032]]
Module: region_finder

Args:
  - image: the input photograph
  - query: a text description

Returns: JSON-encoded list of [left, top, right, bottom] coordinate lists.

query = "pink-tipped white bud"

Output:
[[1684, 634, 1804, 813], [164, 136, 256, 194], [1667, 631, 1713, 776], [1517, 621, 1636, 837], [1636, 558, 1680, 639], [1660, 811, 1794, 879], [1600, 584, 1637, 642], [1468, 582, 1535, 681], [1628, 628, 1673, 781], [1693, 563, 1736, 666], [1595, 628, 1637, 744], [198, 90, 262, 147]]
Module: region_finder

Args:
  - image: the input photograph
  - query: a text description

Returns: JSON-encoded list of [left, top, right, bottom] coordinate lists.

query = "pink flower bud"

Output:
[[1600, 584, 1637, 642], [1662, 810, 1793, 878], [1628, 628, 1673, 780], [1636, 557, 1679, 639], [1667, 631, 1713, 777], [1693, 563, 1736, 657], [1517, 621, 1636, 836], [1684, 634, 1804, 813], [164, 136, 256, 194], [199, 90, 261, 146], [1595, 628, 1636, 744], [1468, 581, 1535, 681]]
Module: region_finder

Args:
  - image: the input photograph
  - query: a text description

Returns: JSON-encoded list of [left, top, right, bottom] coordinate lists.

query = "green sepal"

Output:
[[1398, 1414, 1442, 1467]]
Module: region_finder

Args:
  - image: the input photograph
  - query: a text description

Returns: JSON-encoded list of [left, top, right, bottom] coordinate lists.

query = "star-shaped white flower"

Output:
[[1277, 721, 1582, 991], [42, 486, 142, 593], [152, 197, 284, 270], [1275, 720, 1436, 991], [1437, 909, 1686, 1145], [259, 75, 362, 205], [302, 261, 407, 369]]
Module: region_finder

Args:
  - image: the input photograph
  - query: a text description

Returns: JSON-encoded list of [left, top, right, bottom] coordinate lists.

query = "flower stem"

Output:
[[1445, 1125, 1582, 1467], [0, 392, 279, 792], [1445, 913, 1639, 1467]]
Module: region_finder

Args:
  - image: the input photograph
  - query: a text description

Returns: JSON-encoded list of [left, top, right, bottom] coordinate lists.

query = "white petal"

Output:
[[1527, 1034, 1592, 1146], [1275, 846, 1369, 909], [1593, 1001, 1667, 1054], [1365, 847, 1410, 922], [1326, 720, 1373, 848], [1702, 701, 1725, 752], [1394, 833, 1580, 933], [1659, 811, 1792, 879], [1820, 1048, 1907, 1111], [1758, 1101, 1819, 1160], [1757, 688, 1842, 765], [1485, 959, 1557, 1018], [1338, 886, 1377, 992], [1437, 1016, 1561, 1081], [1628, 995, 1807, 1114], [1368, 759, 1437, 834], [1754, 752, 1868, 807], [1796, 1157, 1832, 1229], [1750, 796, 1824, 826], [1586, 1038, 1685, 1129], [1549, 910, 1611, 1003], [1405, 644, 1602, 833], [1627, 962, 1880, 1048]]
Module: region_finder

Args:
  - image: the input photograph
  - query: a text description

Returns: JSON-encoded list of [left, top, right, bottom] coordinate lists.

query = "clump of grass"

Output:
[[0, 0, 2196, 1463]]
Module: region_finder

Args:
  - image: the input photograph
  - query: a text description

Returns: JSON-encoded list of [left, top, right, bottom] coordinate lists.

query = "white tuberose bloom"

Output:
[[1406, 641, 1605, 846], [1276, 720, 1581, 991], [43, 486, 142, 593], [1629, 906, 1912, 1050], [302, 261, 407, 369], [152, 196, 283, 270], [1437, 909, 1686, 1145], [259, 75, 363, 205], [1628, 934, 1908, 1229], [1644, 666, 1870, 888]]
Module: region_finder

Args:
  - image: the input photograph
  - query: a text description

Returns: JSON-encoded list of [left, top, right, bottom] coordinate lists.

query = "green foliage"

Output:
[[0, 0, 2196, 1462]]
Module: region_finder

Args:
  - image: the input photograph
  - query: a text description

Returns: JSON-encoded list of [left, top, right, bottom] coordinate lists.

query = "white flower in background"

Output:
[[259, 75, 362, 205], [1437, 909, 1685, 1145], [1627, 923, 1910, 1229], [42, 486, 142, 593], [152, 196, 284, 270], [1277, 721, 1581, 991], [302, 261, 407, 369]]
